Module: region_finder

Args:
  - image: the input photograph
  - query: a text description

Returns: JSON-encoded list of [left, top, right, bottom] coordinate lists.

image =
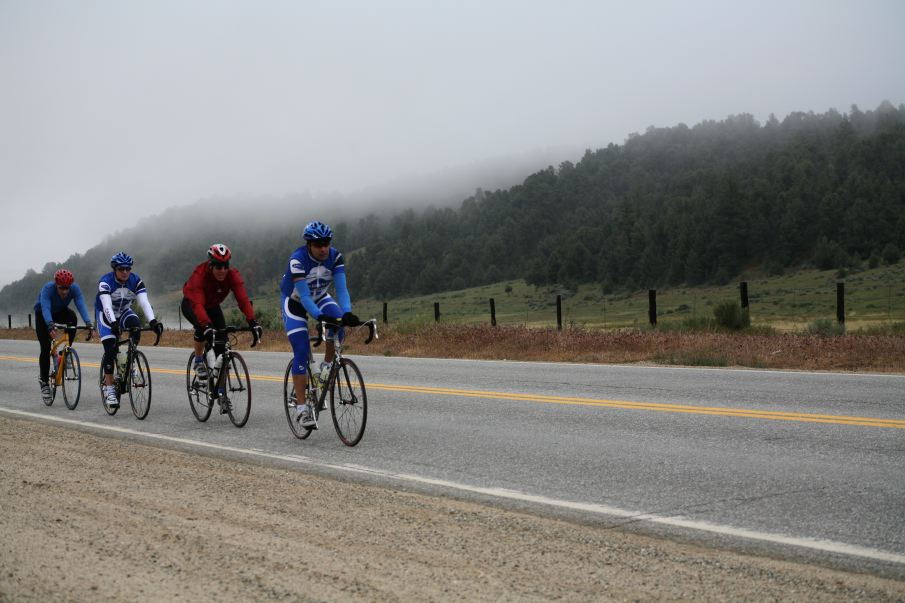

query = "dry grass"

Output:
[[6, 325, 904, 373]]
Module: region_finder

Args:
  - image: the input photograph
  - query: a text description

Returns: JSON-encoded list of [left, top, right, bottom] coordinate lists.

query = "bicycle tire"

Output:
[[99, 365, 119, 415], [329, 358, 367, 447], [283, 360, 313, 439], [224, 352, 251, 428], [45, 367, 56, 407], [186, 353, 213, 422], [128, 350, 152, 420], [61, 347, 81, 410]]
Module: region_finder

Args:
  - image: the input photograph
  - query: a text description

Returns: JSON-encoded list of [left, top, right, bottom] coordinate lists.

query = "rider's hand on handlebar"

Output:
[[247, 318, 263, 340], [48, 326, 58, 340], [202, 323, 214, 344], [341, 311, 361, 327], [149, 319, 164, 336], [110, 322, 121, 338]]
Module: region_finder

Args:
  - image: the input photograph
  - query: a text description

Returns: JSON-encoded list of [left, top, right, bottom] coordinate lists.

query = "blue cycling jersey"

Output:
[[279, 245, 351, 316], [94, 271, 147, 319], [34, 281, 92, 326]]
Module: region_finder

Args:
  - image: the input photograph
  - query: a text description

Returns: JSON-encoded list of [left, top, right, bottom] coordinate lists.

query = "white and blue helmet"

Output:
[[110, 251, 134, 269], [303, 221, 333, 241]]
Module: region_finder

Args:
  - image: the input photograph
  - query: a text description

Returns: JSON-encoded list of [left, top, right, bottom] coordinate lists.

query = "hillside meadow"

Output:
[[5, 263, 903, 373], [231, 261, 905, 333]]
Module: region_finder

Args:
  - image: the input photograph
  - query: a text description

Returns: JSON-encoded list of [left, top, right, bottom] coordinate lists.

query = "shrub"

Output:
[[713, 301, 750, 330], [805, 318, 845, 336]]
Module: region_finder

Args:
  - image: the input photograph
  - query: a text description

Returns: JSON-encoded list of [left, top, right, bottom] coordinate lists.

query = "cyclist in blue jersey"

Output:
[[34, 269, 94, 403], [96, 252, 164, 408], [280, 221, 360, 428]]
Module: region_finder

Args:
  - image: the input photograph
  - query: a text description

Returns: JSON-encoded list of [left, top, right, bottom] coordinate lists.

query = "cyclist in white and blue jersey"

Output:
[[34, 268, 94, 402], [280, 221, 359, 428], [95, 252, 164, 408]]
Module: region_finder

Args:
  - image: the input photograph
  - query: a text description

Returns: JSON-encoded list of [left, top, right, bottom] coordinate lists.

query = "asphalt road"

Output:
[[1, 338, 903, 576]]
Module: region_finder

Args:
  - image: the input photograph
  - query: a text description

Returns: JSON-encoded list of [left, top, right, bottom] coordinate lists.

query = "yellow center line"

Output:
[[2, 355, 903, 428]]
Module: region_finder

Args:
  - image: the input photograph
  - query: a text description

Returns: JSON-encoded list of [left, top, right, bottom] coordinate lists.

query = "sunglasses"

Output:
[[57, 286, 71, 291], [210, 262, 230, 269], [309, 240, 331, 248], [115, 266, 132, 272]]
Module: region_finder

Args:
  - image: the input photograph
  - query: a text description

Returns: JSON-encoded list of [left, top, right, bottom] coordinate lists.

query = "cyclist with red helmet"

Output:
[[182, 243, 261, 380], [33, 269, 94, 402]]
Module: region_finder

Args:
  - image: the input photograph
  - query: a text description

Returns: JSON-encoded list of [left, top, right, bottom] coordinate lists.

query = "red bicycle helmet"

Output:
[[54, 269, 74, 287], [207, 243, 232, 263]]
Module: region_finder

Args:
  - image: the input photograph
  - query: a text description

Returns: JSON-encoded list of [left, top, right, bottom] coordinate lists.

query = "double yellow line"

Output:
[[3, 355, 903, 429]]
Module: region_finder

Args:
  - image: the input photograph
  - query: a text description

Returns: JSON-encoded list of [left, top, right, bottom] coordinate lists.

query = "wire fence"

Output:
[[6, 277, 905, 333]]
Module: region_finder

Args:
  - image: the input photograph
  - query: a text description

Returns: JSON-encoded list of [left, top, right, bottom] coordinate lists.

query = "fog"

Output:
[[2, 0, 904, 287]]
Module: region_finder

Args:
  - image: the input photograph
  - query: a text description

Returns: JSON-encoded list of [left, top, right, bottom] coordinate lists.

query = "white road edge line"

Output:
[[3, 406, 903, 566]]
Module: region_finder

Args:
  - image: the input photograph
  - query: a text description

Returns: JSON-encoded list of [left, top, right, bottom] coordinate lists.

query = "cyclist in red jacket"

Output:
[[182, 244, 262, 378]]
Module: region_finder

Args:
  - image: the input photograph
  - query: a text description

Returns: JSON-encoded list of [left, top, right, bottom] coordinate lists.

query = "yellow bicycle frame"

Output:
[[49, 334, 70, 387]]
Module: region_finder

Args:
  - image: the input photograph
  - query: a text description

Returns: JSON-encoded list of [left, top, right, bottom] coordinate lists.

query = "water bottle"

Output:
[[117, 350, 128, 372], [52, 353, 59, 373], [212, 354, 224, 380], [318, 361, 330, 383]]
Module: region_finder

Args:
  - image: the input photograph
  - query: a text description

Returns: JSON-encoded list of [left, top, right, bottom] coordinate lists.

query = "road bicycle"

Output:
[[185, 325, 259, 428], [97, 325, 161, 419], [283, 318, 377, 446], [44, 323, 92, 410]]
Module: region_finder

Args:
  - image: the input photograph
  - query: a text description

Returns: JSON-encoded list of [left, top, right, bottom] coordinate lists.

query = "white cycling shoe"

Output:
[[104, 385, 119, 407]]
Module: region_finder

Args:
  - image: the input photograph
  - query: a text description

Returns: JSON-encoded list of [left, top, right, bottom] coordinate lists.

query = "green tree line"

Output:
[[1, 102, 903, 316]]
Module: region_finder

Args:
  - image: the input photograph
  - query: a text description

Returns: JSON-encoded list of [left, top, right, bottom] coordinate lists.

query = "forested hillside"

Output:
[[1, 102, 903, 315], [351, 102, 905, 297]]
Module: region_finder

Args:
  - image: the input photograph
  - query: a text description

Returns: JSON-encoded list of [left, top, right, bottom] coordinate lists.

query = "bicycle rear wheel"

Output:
[[61, 347, 82, 410], [223, 352, 251, 427], [186, 353, 213, 422], [128, 350, 152, 420], [283, 361, 313, 439], [99, 365, 119, 415], [329, 358, 367, 447]]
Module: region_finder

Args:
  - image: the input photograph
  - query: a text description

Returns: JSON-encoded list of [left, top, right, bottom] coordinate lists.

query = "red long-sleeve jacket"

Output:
[[182, 261, 255, 326]]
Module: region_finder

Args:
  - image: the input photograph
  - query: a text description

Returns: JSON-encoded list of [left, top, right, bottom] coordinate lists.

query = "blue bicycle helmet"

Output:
[[110, 251, 134, 269], [303, 221, 333, 241]]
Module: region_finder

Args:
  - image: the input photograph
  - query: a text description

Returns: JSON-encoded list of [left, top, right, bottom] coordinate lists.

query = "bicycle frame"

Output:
[[201, 325, 259, 393], [49, 323, 91, 386], [307, 319, 377, 409], [109, 326, 161, 390]]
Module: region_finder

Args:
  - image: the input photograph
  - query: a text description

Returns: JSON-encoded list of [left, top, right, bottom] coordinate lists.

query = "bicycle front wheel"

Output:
[[128, 350, 152, 420], [186, 353, 213, 422], [61, 347, 82, 410], [329, 358, 367, 446], [224, 352, 251, 428], [283, 361, 313, 439]]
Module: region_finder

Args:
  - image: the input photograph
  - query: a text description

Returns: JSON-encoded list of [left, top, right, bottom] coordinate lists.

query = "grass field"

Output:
[[5, 262, 903, 373], [345, 261, 905, 333]]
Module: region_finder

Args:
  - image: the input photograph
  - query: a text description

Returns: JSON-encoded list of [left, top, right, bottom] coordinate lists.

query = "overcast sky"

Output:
[[1, 0, 904, 288]]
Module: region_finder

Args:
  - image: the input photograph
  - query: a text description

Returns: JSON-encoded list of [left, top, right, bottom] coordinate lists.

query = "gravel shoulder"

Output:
[[2, 415, 904, 601]]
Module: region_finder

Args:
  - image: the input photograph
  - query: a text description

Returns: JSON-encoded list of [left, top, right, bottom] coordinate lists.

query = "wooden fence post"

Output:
[[556, 295, 562, 330], [382, 302, 388, 324], [28, 314, 32, 328], [434, 302, 440, 322], [7, 315, 11, 329], [489, 298, 496, 326], [836, 282, 845, 327], [739, 281, 749, 309], [648, 289, 657, 326]]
